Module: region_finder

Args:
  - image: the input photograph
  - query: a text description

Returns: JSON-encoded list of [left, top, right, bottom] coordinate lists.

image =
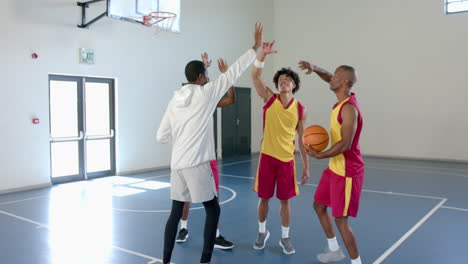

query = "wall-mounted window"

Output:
[[446, 0, 468, 14]]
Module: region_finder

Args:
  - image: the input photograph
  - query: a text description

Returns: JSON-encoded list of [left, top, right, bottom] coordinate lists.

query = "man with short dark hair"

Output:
[[156, 23, 263, 264]]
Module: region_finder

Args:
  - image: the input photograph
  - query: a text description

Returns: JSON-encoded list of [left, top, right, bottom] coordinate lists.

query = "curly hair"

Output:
[[273, 68, 301, 94]]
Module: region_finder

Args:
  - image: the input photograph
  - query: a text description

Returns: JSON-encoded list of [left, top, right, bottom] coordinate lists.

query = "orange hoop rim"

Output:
[[143, 11, 177, 26]]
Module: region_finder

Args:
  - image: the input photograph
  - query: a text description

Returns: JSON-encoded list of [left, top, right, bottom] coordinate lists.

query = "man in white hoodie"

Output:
[[156, 23, 263, 264]]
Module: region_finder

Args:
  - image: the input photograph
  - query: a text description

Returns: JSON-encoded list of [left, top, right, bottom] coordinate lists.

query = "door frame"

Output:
[[48, 75, 116, 184]]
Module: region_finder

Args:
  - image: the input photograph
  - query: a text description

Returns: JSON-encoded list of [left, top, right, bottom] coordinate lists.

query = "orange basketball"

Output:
[[303, 125, 329, 152]]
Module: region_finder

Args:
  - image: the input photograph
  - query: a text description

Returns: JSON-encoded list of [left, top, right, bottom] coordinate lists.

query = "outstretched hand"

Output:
[[298, 61, 315, 74], [201, 52, 212, 68], [253, 22, 263, 51], [217, 58, 228, 73], [262, 41, 278, 55]]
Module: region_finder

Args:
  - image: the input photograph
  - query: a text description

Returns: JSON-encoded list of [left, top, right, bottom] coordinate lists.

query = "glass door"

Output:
[[49, 75, 115, 184]]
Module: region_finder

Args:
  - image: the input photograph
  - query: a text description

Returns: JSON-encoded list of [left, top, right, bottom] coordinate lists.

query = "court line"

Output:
[[231, 158, 468, 178], [219, 159, 259, 167], [112, 185, 237, 213], [0, 210, 49, 229], [364, 165, 468, 178], [0, 196, 48, 206], [441, 206, 468, 212], [220, 174, 447, 200], [112, 246, 168, 264], [294, 160, 468, 178], [372, 198, 447, 264], [0, 210, 167, 263], [144, 174, 171, 180]]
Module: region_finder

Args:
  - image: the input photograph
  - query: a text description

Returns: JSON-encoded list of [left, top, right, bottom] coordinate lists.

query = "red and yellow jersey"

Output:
[[328, 93, 365, 177], [260, 94, 303, 162]]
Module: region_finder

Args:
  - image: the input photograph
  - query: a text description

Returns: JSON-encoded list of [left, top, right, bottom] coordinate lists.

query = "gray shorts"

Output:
[[170, 162, 218, 203]]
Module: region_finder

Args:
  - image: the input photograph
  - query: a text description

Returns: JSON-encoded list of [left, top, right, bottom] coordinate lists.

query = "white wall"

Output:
[[3, 0, 466, 193], [0, 0, 273, 192], [260, 0, 468, 162]]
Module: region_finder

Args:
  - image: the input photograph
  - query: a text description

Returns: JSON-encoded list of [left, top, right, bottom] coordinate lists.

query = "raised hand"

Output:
[[253, 22, 263, 51], [201, 52, 212, 68], [217, 58, 228, 73], [261, 41, 278, 55], [298, 60, 315, 74]]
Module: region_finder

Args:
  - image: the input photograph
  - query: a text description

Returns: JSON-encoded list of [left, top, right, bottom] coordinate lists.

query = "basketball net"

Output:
[[143, 11, 177, 36]]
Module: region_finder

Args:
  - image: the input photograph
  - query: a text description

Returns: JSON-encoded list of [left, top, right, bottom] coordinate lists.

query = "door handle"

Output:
[[50, 131, 84, 142], [85, 129, 115, 140]]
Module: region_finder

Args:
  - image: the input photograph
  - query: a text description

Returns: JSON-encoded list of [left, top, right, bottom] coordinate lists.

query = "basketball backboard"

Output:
[[107, 0, 180, 32]]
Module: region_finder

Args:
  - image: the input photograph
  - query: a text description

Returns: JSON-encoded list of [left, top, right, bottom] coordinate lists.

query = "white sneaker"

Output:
[[317, 247, 346, 263]]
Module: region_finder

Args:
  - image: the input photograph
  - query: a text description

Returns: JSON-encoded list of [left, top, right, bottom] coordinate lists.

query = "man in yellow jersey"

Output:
[[251, 41, 310, 255], [299, 61, 364, 264]]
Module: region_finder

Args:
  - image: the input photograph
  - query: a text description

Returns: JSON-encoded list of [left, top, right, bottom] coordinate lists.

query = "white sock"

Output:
[[216, 228, 220, 237], [327, 236, 339, 251], [281, 225, 289, 239], [351, 256, 361, 264], [180, 220, 187, 230], [259, 221, 266, 233]]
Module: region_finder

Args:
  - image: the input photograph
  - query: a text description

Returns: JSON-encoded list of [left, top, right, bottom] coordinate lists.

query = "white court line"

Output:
[[294, 160, 468, 178], [0, 210, 168, 263], [219, 159, 258, 167], [0, 210, 49, 229], [441, 206, 468, 212], [364, 165, 468, 178], [144, 174, 170, 180], [0, 195, 48, 206], [372, 198, 447, 264], [112, 185, 237, 213], [220, 174, 447, 200], [243, 158, 468, 178], [112, 246, 166, 264], [358, 189, 445, 200]]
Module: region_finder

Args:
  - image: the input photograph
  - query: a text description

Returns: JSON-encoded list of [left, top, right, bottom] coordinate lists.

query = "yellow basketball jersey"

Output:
[[261, 95, 303, 162]]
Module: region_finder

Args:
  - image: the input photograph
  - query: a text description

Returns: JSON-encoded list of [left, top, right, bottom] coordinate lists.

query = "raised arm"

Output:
[[307, 104, 358, 159], [298, 60, 333, 83], [216, 58, 236, 107], [217, 86, 236, 107], [251, 41, 277, 103], [203, 23, 262, 103]]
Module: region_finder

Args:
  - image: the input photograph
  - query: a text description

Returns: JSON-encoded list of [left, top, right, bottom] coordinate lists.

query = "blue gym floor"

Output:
[[1, 154, 467, 264]]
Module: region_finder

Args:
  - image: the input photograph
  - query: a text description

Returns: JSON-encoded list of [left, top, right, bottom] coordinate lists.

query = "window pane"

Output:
[[86, 139, 111, 173], [50, 81, 78, 138], [85, 82, 110, 135], [447, 2, 468, 13], [51, 142, 79, 177]]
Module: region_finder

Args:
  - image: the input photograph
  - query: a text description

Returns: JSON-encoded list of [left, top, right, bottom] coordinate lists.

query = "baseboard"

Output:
[[117, 165, 170, 176], [0, 183, 52, 195], [362, 154, 468, 164]]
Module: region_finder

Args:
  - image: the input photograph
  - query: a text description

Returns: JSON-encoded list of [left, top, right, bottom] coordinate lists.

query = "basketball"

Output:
[[303, 125, 329, 152]]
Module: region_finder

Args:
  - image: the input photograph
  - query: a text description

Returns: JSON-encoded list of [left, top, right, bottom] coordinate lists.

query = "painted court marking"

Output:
[[372, 199, 448, 264], [112, 185, 237, 213], [219, 173, 456, 264], [0, 210, 167, 264], [0, 195, 49, 206]]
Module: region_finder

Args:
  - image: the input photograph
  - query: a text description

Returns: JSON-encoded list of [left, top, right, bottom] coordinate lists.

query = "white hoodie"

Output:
[[157, 48, 256, 170]]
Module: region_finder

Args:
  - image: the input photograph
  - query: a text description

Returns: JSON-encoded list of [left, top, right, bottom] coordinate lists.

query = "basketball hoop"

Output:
[[143, 11, 177, 26], [142, 11, 177, 36]]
